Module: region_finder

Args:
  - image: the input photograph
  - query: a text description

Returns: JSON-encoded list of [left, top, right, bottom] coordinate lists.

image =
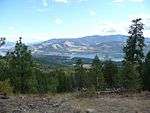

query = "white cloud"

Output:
[[89, 10, 96, 16], [97, 14, 150, 37], [55, 18, 63, 25], [53, 0, 88, 4], [36, 8, 48, 12], [129, 0, 144, 3], [8, 26, 15, 31], [113, 0, 144, 4], [42, 0, 48, 7], [6, 17, 149, 43], [3, 33, 51, 44], [54, 0, 68, 3], [78, 0, 88, 2], [98, 21, 129, 36], [113, 0, 124, 3]]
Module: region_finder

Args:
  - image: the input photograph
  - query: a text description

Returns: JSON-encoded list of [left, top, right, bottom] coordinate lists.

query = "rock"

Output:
[[85, 108, 96, 113], [12, 109, 22, 113], [0, 95, 9, 99], [0, 102, 7, 113], [52, 102, 60, 107], [73, 108, 82, 113], [28, 103, 36, 109], [0, 92, 9, 99]]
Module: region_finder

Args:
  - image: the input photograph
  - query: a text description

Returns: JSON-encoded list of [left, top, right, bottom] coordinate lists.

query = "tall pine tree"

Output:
[[102, 60, 118, 88], [143, 51, 150, 91], [123, 18, 144, 65], [0, 37, 5, 47], [123, 18, 144, 91], [74, 59, 86, 90], [89, 55, 105, 90], [122, 61, 142, 91], [7, 37, 33, 93]]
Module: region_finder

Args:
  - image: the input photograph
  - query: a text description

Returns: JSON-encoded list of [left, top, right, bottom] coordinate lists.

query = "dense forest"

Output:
[[0, 18, 150, 95]]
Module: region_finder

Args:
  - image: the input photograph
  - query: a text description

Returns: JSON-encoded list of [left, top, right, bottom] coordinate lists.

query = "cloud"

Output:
[[36, 8, 48, 12], [113, 0, 144, 4], [113, 0, 124, 3], [8, 26, 15, 31], [42, 0, 48, 7], [3, 33, 51, 44], [103, 14, 150, 37], [89, 10, 96, 16], [98, 22, 129, 35], [143, 16, 150, 31], [129, 0, 144, 2], [53, 0, 88, 4], [143, 16, 150, 37], [78, 0, 88, 2], [55, 18, 63, 25], [54, 0, 68, 3]]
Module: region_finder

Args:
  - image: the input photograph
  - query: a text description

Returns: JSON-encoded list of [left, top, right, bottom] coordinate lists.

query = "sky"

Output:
[[0, 0, 150, 43]]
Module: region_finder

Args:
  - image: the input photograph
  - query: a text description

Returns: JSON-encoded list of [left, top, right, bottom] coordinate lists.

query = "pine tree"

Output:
[[91, 55, 102, 73], [122, 61, 142, 91], [0, 57, 8, 81], [123, 18, 144, 66], [89, 55, 105, 90], [74, 59, 86, 90], [123, 18, 144, 91], [102, 60, 118, 88], [34, 69, 48, 94], [56, 69, 66, 92], [7, 37, 33, 93], [143, 51, 150, 91], [0, 37, 5, 47]]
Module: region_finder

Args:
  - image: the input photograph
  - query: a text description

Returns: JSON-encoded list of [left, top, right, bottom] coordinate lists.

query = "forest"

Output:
[[0, 18, 150, 95]]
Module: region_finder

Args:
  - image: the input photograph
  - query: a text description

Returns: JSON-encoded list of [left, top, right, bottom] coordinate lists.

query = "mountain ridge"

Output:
[[31, 35, 150, 61], [1, 35, 150, 61]]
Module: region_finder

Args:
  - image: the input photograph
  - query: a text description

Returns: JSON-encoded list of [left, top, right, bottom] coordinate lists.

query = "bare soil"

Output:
[[0, 92, 150, 113]]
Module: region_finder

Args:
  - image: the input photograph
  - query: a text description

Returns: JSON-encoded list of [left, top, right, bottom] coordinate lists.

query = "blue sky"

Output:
[[0, 0, 150, 43]]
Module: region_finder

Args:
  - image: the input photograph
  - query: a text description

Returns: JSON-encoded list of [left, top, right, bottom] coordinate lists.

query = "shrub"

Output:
[[0, 80, 13, 95]]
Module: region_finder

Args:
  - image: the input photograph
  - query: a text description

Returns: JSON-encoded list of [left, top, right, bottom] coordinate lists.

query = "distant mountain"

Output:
[[0, 41, 15, 56], [31, 35, 150, 61], [1, 35, 150, 61]]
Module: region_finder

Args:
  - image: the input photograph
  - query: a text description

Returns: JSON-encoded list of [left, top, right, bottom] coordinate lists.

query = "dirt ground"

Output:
[[0, 91, 150, 113]]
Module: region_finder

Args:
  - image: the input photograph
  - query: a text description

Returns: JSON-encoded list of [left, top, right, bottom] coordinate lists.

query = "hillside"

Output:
[[32, 35, 150, 61], [1, 92, 150, 113], [1, 35, 150, 61]]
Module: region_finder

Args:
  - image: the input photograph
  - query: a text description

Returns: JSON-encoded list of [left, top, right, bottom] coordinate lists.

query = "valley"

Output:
[[2, 35, 150, 62]]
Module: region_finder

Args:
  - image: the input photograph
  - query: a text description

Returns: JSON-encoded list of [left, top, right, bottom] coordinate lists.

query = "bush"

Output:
[[0, 80, 13, 95]]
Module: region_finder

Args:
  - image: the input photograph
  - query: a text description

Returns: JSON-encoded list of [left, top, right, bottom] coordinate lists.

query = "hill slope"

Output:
[[31, 35, 150, 61]]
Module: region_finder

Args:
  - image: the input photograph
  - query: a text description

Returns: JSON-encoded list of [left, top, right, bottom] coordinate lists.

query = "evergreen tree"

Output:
[[91, 55, 102, 73], [102, 60, 118, 88], [143, 51, 150, 91], [56, 69, 67, 92], [7, 37, 33, 93], [34, 69, 48, 94], [123, 18, 144, 91], [0, 57, 8, 81], [0, 37, 5, 47], [89, 55, 105, 90], [74, 59, 86, 90], [122, 61, 142, 91], [123, 18, 144, 67], [0, 37, 7, 81]]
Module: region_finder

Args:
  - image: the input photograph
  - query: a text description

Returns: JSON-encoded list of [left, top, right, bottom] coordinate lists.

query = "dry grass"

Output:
[[0, 91, 150, 113]]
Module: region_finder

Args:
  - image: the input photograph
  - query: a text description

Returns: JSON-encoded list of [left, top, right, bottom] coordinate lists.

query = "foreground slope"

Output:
[[1, 92, 150, 113]]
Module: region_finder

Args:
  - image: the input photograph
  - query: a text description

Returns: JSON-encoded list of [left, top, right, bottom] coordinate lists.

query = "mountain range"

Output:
[[1, 35, 150, 61]]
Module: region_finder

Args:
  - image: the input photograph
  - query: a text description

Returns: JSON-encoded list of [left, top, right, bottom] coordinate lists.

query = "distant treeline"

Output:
[[0, 18, 150, 94]]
